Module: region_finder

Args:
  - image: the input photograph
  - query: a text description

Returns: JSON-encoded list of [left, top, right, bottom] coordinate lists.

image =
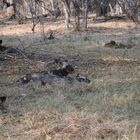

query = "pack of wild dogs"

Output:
[[0, 38, 134, 110], [0, 38, 133, 87]]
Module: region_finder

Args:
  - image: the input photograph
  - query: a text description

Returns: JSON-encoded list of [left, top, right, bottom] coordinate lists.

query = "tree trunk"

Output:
[[73, 0, 80, 31], [50, 0, 55, 11], [74, 14, 80, 31], [5, 0, 15, 17], [62, 0, 71, 29], [82, 0, 88, 30]]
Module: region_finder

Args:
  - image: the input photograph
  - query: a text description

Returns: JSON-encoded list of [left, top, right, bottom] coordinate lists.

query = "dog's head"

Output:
[[17, 74, 32, 84], [65, 65, 74, 74]]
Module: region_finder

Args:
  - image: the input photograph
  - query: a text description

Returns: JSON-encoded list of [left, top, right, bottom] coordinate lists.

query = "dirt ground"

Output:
[[0, 18, 140, 139]]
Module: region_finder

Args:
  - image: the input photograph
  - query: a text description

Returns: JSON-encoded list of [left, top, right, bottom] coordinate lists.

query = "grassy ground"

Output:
[[0, 19, 140, 139]]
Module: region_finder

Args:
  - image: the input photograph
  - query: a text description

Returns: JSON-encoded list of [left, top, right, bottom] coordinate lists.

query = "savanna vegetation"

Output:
[[0, 0, 140, 139]]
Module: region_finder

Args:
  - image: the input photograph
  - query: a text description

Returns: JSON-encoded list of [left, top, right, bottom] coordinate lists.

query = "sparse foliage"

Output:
[[0, 0, 140, 29]]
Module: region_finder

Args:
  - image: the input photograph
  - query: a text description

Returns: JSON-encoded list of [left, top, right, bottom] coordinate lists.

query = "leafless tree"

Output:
[[61, 0, 71, 29], [1, 0, 140, 31], [62, 0, 89, 31], [117, 0, 140, 22]]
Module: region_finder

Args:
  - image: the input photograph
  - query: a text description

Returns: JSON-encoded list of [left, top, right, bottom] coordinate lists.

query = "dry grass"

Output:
[[0, 19, 140, 140]]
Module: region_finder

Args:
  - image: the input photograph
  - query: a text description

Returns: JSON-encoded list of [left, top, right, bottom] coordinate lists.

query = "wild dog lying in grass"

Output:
[[104, 40, 132, 49], [17, 60, 90, 85], [17, 64, 74, 85], [17, 72, 91, 86], [0, 96, 7, 104], [17, 71, 74, 85], [0, 96, 7, 113], [48, 32, 54, 40]]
